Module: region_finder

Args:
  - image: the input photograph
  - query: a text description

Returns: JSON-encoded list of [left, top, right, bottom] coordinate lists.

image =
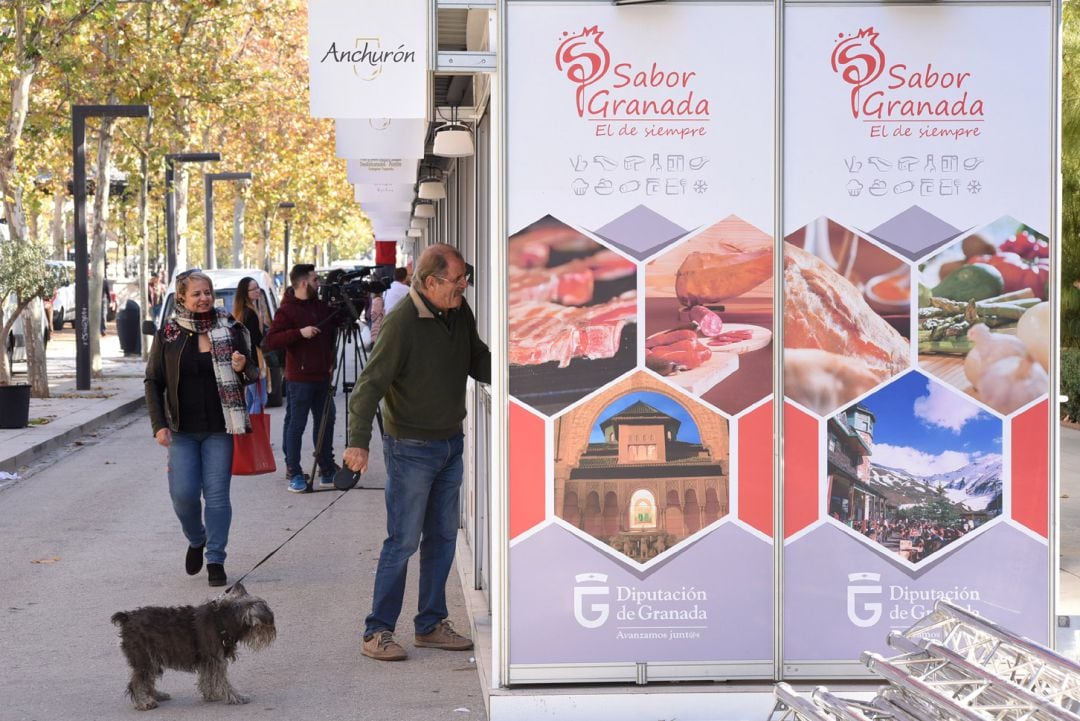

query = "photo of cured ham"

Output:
[[783, 222, 912, 417], [643, 216, 775, 414], [508, 215, 639, 415]]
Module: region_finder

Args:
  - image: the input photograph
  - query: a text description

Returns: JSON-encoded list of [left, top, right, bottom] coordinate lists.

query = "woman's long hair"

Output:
[[233, 276, 268, 325]]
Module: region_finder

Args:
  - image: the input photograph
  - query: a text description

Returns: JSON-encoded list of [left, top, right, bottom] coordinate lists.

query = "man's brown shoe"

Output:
[[415, 620, 473, 650], [362, 630, 407, 661]]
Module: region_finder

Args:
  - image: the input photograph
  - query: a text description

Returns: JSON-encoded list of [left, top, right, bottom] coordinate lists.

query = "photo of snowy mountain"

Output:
[[826, 371, 1004, 564]]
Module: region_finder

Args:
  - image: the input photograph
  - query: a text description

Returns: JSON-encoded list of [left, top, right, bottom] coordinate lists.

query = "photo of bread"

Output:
[[644, 216, 773, 415], [784, 218, 911, 416]]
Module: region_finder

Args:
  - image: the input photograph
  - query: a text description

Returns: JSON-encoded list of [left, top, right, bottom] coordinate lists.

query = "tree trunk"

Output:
[[23, 298, 47, 397], [52, 193, 66, 259], [260, 211, 272, 274], [231, 181, 249, 267], [90, 117, 117, 377], [176, 170, 190, 270], [0, 65, 35, 247], [138, 115, 153, 359]]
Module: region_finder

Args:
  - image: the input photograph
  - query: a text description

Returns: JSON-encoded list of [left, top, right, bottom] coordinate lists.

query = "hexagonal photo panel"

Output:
[[826, 371, 1003, 565], [917, 217, 1050, 416], [784, 217, 912, 417], [643, 215, 773, 416], [553, 372, 730, 565], [509, 214, 638, 416]]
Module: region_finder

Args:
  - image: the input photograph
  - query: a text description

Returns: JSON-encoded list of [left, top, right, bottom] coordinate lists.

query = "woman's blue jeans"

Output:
[[167, 431, 234, 565], [364, 433, 464, 637]]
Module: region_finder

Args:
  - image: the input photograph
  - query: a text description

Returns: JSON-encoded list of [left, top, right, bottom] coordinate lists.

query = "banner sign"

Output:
[[336, 118, 427, 160], [346, 158, 418, 185], [308, 0, 427, 119], [781, 4, 1053, 673], [506, 1, 775, 682], [354, 182, 414, 205]]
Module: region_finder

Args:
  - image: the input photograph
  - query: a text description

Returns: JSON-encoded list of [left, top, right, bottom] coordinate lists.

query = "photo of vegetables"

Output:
[[917, 217, 1049, 416], [508, 215, 639, 416], [827, 371, 1003, 565], [783, 217, 911, 417], [644, 216, 773, 415]]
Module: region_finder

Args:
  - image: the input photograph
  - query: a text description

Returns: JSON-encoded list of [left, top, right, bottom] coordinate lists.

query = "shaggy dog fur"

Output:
[[111, 583, 276, 711]]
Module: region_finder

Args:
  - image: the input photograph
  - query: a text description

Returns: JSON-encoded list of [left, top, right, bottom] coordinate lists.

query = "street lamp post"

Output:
[[278, 202, 296, 272], [72, 104, 150, 391], [204, 172, 253, 269], [164, 152, 220, 281]]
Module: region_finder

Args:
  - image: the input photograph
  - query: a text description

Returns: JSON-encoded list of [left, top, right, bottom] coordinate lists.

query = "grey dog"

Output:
[[111, 582, 276, 711]]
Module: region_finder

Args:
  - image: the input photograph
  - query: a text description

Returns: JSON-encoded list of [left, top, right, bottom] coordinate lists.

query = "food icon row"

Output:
[[507, 212, 1049, 421], [509, 214, 774, 418]]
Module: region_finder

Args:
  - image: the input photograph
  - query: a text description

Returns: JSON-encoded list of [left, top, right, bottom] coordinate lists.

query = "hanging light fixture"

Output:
[[417, 166, 446, 200], [432, 106, 474, 158], [411, 218, 426, 229], [413, 200, 436, 219], [407, 228, 422, 238]]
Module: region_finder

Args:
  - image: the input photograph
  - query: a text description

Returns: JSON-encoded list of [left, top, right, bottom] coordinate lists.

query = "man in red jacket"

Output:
[[265, 264, 338, 492]]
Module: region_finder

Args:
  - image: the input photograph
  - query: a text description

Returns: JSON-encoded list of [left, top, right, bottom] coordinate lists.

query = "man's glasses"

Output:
[[433, 263, 475, 287]]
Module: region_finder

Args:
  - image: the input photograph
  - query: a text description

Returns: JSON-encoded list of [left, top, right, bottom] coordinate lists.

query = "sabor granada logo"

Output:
[[830, 27, 984, 123], [555, 26, 710, 122]]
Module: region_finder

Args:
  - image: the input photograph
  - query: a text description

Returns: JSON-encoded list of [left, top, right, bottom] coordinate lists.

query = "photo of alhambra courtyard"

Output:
[[826, 371, 1004, 563]]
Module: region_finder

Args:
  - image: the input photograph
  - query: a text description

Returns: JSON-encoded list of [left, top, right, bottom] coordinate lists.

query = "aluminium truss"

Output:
[[771, 600, 1080, 721], [898, 601, 1080, 714]]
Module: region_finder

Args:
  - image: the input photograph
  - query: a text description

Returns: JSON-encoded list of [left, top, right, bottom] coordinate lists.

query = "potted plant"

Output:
[[0, 237, 60, 428]]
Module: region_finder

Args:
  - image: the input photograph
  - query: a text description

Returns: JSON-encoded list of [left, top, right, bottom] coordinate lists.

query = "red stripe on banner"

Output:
[[784, 401, 819, 539], [510, 400, 547, 539], [738, 399, 773, 536], [1011, 399, 1049, 538]]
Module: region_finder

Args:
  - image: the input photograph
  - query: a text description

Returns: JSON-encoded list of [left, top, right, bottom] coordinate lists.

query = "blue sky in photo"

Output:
[[849, 371, 1002, 459], [589, 391, 701, 444]]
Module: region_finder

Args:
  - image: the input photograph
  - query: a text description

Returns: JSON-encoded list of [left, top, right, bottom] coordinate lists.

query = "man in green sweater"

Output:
[[344, 244, 490, 662]]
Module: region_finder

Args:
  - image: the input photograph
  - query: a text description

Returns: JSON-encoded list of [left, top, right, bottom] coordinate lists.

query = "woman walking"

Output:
[[145, 271, 259, 587], [233, 276, 271, 412]]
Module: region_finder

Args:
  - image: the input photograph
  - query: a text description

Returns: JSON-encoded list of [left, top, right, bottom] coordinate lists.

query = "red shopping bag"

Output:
[[232, 412, 276, 475]]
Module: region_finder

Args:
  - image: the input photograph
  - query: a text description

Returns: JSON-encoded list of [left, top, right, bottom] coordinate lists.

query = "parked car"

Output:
[[145, 268, 283, 405], [4, 295, 48, 370], [47, 260, 76, 330]]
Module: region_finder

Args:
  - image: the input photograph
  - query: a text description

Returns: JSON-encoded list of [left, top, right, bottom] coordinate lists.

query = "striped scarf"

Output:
[[169, 306, 251, 434]]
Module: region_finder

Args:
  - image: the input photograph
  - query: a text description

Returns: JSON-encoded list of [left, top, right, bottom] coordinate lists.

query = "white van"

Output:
[[146, 268, 280, 333]]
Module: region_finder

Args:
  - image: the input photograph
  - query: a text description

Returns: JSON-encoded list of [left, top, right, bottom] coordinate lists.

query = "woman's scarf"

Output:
[[166, 306, 251, 434]]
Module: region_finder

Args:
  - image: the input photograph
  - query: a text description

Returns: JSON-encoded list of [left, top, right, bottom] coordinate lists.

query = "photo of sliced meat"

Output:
[[646, 328, 697, 349], [785, 242, 908, 378], [647, 340, 711, 371], [510, 292, 636, 369], [509, 215, 639, 415], [689, 305, 724, 337], [509, 265, 594, 306]]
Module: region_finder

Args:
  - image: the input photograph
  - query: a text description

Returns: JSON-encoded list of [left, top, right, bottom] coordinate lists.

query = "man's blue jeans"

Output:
[[282, 379, 335, 477], [365, 433, 464, 637], [167, 431, 233, 565]]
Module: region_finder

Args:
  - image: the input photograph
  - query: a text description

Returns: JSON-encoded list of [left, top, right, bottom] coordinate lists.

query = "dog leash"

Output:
[[225, 488, 357, 592]]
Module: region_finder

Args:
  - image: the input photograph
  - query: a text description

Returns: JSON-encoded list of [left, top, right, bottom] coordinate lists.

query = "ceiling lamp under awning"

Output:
[[432, 106, 474, 158], [413, 200, 436, 219], [417, 168, 446, 200]]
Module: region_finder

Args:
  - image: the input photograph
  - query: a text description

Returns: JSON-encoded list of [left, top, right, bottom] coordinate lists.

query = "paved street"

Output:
[[0, 325, 487, 721]]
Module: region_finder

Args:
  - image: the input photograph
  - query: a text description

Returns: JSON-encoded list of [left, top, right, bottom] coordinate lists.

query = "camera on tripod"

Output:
[[318, 267, 388, 323]]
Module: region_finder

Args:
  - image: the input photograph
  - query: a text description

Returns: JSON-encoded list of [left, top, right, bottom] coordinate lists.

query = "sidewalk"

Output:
[[0, 326, 490, 720], [0, 327, 146, 476]]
